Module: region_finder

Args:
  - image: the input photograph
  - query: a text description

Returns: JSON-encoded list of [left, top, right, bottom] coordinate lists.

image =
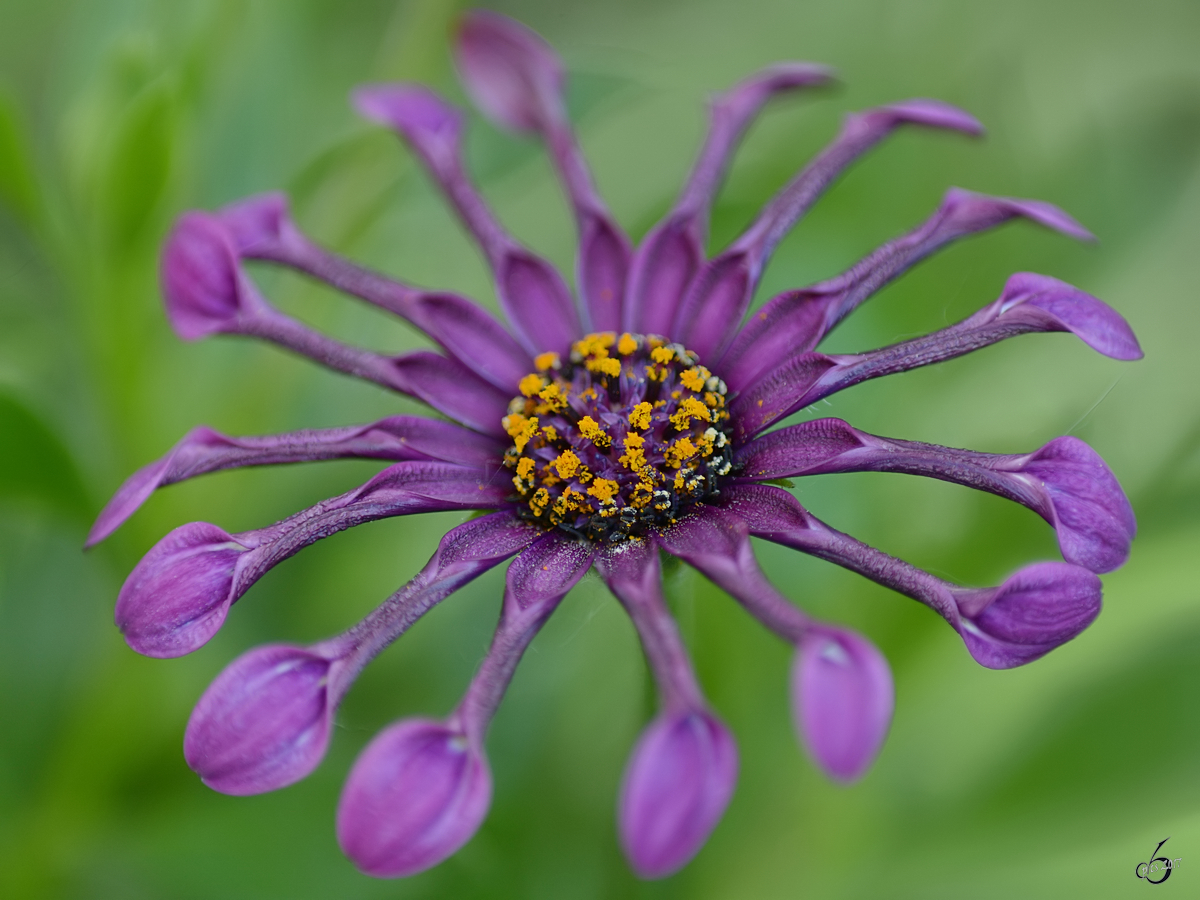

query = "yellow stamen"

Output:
[[578, 416, 611, 448], [519, 373, 546, 397], [516, 458, 535, 480], [670, 397, 712, 430], [619, 432, 646, 470], [629, 402, 653, 431], [651, 346, 674, 364], [538, 382, 568, 411], [503, 414, 540, 452], [552, 450, 581, 479], [534, 351, 560, 371], [587, 478, 619, 503], [587, 356, 621, 378], [665, 437, 698, 467], [679, 367, 707, 392], [617, 333, 638, 356]]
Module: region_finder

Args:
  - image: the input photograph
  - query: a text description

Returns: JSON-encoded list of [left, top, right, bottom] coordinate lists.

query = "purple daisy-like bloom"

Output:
[[92, 10, 1141, 880]]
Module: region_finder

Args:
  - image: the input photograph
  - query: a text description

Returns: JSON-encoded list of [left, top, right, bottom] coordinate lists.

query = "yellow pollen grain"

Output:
[[665, 437, 698, 467], [629, 402, 653, 431], [587, 356, 621, 377], [516, 458, 535, 480], [530, 487, 550, 515], [552, 450, 581, 479], [538, 382, 568, 411], [542, 425, 559, 441], [504, 414, 540, 452], [704, 391, 725, 409], [651, 346, 674, 364], [578, 416, 611, 448], [519, 373, 546, 397], [587, 478, 619, 503], [680, 367, 707, 392], [619, 432, 646, 470], [670, 397, 712, 430], [617, 333, 638, 356], [534, 351, 560, 371]]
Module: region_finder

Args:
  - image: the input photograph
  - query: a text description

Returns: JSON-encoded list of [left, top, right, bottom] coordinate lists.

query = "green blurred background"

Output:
[[1, 0, 1198, 897]]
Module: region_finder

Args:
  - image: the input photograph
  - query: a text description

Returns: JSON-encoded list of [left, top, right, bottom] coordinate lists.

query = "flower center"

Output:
[[503, 332, 734, 542]]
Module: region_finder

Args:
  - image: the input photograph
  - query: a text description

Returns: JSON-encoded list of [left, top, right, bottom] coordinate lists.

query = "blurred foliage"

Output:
[[1, 0, 1198, 897]]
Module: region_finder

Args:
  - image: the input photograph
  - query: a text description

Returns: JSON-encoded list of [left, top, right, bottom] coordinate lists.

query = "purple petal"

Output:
[[618, 710, 738, 879], [794, 627, 893, 783], [353, 83, 582, 356], [184, 644, 338, 795], [731, 272, 1142, 440], [503, 531, 596, 614], [219, 194, 534, 391], [345, 510, 541, 667], [160, 212, 260, 340], [723, 483, 1105, 668], [454, 11, 563, 133], [673, 100, 982, 356], [115, 522, 247, 658], [119, 463, 505, 657], [1020, 436, 1136, 573], [337, 719, 491, 879], [162, 209, 514, 433], [719, 187, 1094, 390], [954, 562, 1102, 669], [659, 507, 811, 642], [386, 351, 511, 436], [576, 216, 631, 332], [735, 420, 1135, 573], [87, 419, 504, 547], [454, 11, 632, 332], [624, 63, 833, 335], [218, 191, 292, 256]]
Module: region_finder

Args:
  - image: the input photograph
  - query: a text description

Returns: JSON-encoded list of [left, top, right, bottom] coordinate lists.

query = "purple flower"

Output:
[[92, 9, 1141, 880]]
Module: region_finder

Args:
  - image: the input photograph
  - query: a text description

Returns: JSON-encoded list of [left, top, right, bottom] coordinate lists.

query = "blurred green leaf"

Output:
[[0, 90, 41, 228], [0, 392, 89, 519], [99, 79, 177, 253]]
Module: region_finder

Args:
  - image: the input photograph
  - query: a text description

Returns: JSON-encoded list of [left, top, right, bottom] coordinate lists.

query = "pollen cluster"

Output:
[[503, 332, 734, 542]]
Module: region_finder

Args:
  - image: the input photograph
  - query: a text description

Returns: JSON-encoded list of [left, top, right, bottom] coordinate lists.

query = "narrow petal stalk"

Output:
[[87, 418, 505, 546], [793, 627, 893, 783], [117, 462, 507, 657], [659, 509, 894, 780], [719, 187, 1094, 390], [338, 531, 595, 879], [218, 192, 533, 390], [624, 63, 834, 334], [736, 419, 1136, 572], [455, 11, 632, 332], [673, 101, 983, 358], [597, 539, 703, 708], [725, 483, 1102, 668], [659, 508, 810, 642], [184, 511, 538, 795], [161, 211, 512, 434], [597, 539, 738, 877], [731, 271, 1143, 439], [353, 84, 582, 355]]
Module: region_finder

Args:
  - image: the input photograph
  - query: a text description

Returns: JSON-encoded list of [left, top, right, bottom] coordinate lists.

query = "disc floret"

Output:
[[503, 332, 734, 542]]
